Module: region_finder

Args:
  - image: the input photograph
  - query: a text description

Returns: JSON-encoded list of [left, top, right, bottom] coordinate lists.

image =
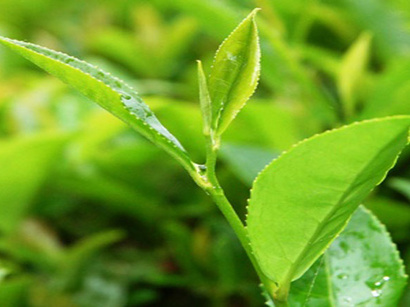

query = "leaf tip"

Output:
[[251, 8, 262, 15], [247, 8, 261, 24]]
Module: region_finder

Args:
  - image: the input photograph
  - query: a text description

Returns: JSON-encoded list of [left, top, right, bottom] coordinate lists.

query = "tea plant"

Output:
[[1, 9, 409, 307]]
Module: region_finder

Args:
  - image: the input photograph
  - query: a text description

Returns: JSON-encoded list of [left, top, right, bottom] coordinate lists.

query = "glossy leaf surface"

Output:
[[247, 117, 410, 288], [0, 36, 194, 172], [288, 206, 407, 306], [208, 9, 260, 135]]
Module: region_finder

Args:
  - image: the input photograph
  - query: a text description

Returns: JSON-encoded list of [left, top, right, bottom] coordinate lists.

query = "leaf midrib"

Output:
[[218, 22, 256, 123], [282, 128, 407, 286]]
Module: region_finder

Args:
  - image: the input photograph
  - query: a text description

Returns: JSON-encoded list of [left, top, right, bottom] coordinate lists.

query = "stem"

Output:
[[273, 298, 289, 307], [183, 129, 287, 304], [273, 281, 291, 306], [203, 134, 251, 257], [194, 133, 281, 302]]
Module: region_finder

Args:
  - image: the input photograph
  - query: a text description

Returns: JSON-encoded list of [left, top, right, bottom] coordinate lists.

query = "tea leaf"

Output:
[[0, 36, 195, 172], [197, 60, 212, 135], [288, 207, 407, 306], [247, 116, 410, 291], [208, 9, 261, 135], [338, 32, 372, 118]]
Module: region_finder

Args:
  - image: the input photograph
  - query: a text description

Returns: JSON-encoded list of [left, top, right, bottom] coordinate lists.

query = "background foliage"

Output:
[[0, 0, 410, 306]]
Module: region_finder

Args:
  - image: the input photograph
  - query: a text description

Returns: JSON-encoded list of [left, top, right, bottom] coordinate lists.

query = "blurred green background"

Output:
[[0, 0, 410, 306]]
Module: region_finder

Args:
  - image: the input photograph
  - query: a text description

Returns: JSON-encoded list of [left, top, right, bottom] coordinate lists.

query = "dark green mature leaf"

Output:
[[288, 207, 407, 306], [208, 9, 261, 135], [0, 133, 67, 233], [0, 36, 195, 172], [247, 117, 410, 291]]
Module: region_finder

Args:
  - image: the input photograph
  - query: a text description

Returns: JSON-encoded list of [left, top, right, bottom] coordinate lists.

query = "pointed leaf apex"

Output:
[[197, 60, 212, 135], [208, 9, 261, 136], [250, 8, 262, 16]]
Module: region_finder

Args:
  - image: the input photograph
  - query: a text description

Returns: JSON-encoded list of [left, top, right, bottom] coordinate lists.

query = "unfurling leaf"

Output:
[[247, 116, 410, 294], [338, 32, 372, 118], [197, 60, 212, 135], [0, 36, 195, 172], [208, 9, 261, 136]]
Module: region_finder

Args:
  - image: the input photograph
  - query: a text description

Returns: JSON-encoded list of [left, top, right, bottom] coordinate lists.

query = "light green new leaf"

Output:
[[0, 36, 195, 173], [338, 32, 372, 118], [197, 60, 212, 135], [247, 116, 410, 291], [288, 206, 407, 306], [0, 133, 67, 233], [208, 9, 261, 135]]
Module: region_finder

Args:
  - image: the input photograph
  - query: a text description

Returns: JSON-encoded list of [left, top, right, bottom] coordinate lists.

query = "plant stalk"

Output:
[[190, 133, 283, 304]]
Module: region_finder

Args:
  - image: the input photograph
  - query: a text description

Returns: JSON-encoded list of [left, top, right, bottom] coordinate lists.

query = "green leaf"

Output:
[[338, 32, 372, 118], [0, 36, 195, 173], [0, 133, 67, 233], [208, 9, 261, 135], [197, 60, 212, 135], [247, 117, 410, 293], [288, 207, 407, 306]]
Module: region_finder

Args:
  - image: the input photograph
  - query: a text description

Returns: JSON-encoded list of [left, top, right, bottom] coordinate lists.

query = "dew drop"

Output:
[[197, 164, 207, 172]]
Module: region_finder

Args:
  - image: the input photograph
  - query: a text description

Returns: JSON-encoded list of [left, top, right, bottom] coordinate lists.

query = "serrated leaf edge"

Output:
[[0, 36, 189, 157], [245, 115, 410, 284], [208, 8, 261, 134]]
